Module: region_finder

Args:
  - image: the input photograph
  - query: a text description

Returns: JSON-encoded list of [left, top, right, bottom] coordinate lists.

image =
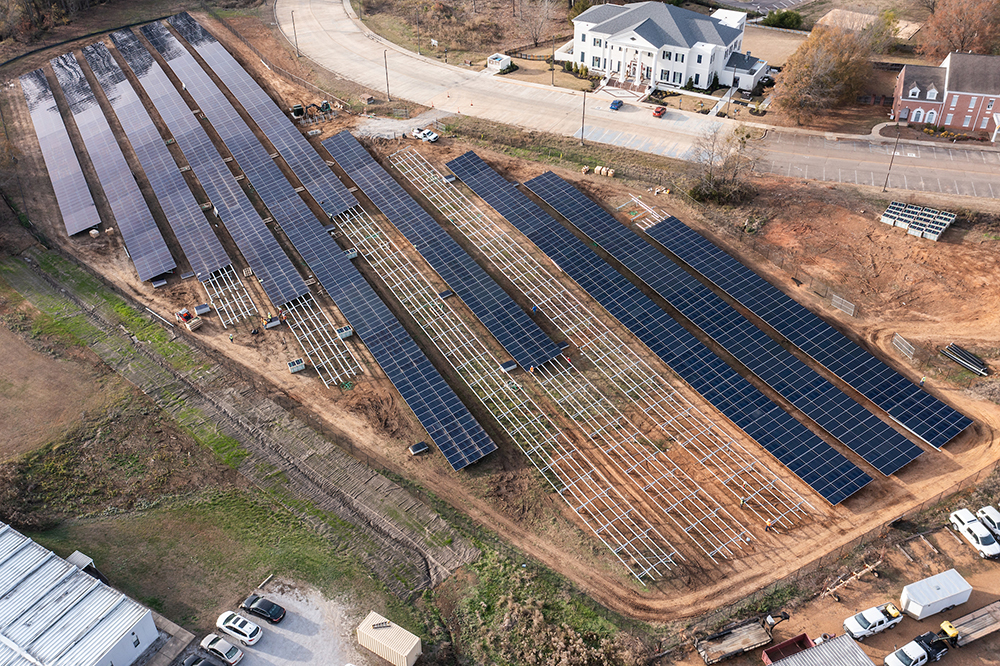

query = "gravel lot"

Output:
[[180, 582, 377, 666]]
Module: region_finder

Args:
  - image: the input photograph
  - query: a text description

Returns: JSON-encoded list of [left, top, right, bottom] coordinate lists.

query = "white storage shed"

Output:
[[356, 611, 421, 666]]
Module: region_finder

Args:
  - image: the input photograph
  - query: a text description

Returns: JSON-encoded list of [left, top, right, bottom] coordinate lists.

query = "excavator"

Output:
[[290, 100, 333, 119]]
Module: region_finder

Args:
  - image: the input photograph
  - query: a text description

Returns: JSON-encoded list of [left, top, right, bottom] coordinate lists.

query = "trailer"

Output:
[[695, 612, 789, 664], [940, 599, 1000, 647], [899, 569, 972, 620]]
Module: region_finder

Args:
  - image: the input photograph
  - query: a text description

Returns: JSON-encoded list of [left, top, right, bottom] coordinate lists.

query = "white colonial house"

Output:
[[566, 2, 766, 93]]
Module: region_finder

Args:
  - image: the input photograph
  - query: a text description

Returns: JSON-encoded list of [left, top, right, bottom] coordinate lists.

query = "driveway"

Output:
[[177, 583, 375, 666], [275, 0, 1000, 200]]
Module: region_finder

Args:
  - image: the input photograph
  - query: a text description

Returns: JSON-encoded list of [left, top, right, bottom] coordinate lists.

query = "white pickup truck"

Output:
[[842, 602, 903, 640], [411, 127, 439, 142], [884, 631, 949, 666]]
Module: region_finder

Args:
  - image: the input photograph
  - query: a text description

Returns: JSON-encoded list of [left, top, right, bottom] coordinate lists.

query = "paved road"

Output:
[[275, 0, 1000, 199]]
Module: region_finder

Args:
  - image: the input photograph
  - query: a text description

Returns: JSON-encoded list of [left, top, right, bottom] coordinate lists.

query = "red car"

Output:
[[653, 106, 666, 118]]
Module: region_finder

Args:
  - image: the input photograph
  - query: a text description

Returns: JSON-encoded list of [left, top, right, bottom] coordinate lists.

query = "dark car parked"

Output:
[[240, 594, 286, 624]]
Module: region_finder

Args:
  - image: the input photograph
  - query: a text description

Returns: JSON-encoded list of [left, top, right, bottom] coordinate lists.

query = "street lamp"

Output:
[[384, 50, 391, 102], [580, 90, 586, 146]]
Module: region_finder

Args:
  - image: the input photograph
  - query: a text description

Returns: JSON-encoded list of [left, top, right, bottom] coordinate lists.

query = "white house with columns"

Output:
[[567, 2, 766, 93]]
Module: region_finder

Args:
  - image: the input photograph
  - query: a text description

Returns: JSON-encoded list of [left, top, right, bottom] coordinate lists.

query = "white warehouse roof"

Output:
[[0, 522, 153, 666]]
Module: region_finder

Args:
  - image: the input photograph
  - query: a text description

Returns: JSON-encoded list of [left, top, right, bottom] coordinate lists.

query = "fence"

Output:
[[504, 35, 571, 59]]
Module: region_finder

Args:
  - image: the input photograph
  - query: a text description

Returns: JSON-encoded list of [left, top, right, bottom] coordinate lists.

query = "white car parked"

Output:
[[976, 505, 1000, 540], [950, 508, 1000, 559], [217, 611, 262, 646], [200, 633, 244, 665], [411, 127, 439, 142]]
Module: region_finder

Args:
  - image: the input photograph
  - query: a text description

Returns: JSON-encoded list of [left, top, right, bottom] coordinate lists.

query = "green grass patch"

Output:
[[177, 407, 249, 469], [27, 488, 415, 633], [30, 311, 91, 346]]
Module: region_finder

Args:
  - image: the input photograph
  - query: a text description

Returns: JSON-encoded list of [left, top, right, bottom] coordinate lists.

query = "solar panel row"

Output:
[[323, 131, 562, 371], [168, 13, 356, 219], [135, 23, 308, 306], [82, 41, 231, 281], [50, 52, 175, 281], [645, 217, 973, 450], [19, 69, 102, 236], [446, 152, 871, 504], [526, 171, 924, 477], [142, 24, 495, 469]]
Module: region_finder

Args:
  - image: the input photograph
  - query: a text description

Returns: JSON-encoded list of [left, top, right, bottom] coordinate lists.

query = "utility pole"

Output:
[[416, 9, 420, 56], [551, 36, 555, 87], [384, 50, 391, 102], [291, 10, 300, 57], [580, 91, 586, 146], [882, 123, 901, 192]]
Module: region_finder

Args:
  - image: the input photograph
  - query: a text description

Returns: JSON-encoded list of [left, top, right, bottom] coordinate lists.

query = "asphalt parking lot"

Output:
[[176, 582, 374, 666]]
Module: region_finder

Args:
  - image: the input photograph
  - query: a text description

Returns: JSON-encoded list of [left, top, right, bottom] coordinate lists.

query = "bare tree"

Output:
[[689, 124, 759, 204], [919, 0, 1000, 60], [524, 0, 553, 47], [772, 26, 874, 124]]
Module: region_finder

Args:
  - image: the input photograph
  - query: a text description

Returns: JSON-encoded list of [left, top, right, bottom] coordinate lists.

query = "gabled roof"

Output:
[[574, 4, 628, 25], [576, 1, 742, 49], [900, 64, 947, 100], [944, 52, 1000, 95]]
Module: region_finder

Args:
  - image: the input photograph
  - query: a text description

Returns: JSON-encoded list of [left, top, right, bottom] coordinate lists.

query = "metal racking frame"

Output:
[[280, 294, 360, 388], [391, 149, 813, 530], [334, 206, 681, 581], [202, 265, 258, 327]]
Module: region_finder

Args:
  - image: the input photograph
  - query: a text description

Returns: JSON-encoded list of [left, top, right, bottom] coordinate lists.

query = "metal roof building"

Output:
[[0, 522, 158, 666], [770, 634, 876, 666]]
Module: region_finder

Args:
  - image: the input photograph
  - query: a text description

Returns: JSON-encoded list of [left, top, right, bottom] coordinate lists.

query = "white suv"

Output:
[[977, 505, 1000, 539], [950, 508, 1000, 559]]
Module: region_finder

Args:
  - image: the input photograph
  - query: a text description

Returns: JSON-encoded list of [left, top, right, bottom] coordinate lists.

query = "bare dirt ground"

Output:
[[0, 324, 103, 460], [5, 9, 1000, 628], [671, 525, 1000, 666]]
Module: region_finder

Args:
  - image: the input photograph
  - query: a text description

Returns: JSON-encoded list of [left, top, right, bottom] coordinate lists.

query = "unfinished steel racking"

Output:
[[280, 294, 360, 388], [334, 206, 681, 581], [336, 200, 750, 564], [390, 149, 813, 530], [202, 265, 258, 327]]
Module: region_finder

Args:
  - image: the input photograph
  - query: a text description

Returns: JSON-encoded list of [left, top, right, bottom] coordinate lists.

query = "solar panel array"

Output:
[[447, 152, 871, 504], [140, 25, 495, 469], [880, 202, 956, 242], [526, 171, 924, 477], [19, 69, 102, 236], [135, 23, 307, 306], [324, 131, 562, 371], [49, 52, 175, 282], [646, 216, 973, 449], [168, 13, 356, 219], [82, 41, 230, 281]]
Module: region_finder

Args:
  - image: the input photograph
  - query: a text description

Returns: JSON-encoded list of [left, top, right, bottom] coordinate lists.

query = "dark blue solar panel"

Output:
[[19, 69, 102, 236], [50, 52, 175, 281], [525, 171, 924, 477], [324, 131, 562, 371], [140, 25, 494, 469], [447, 152, 871, 504], [83, 41, 230, 280], [646, 217, 973, 450], [135, 23, 307, 306], [168, 13, 356, 219]]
